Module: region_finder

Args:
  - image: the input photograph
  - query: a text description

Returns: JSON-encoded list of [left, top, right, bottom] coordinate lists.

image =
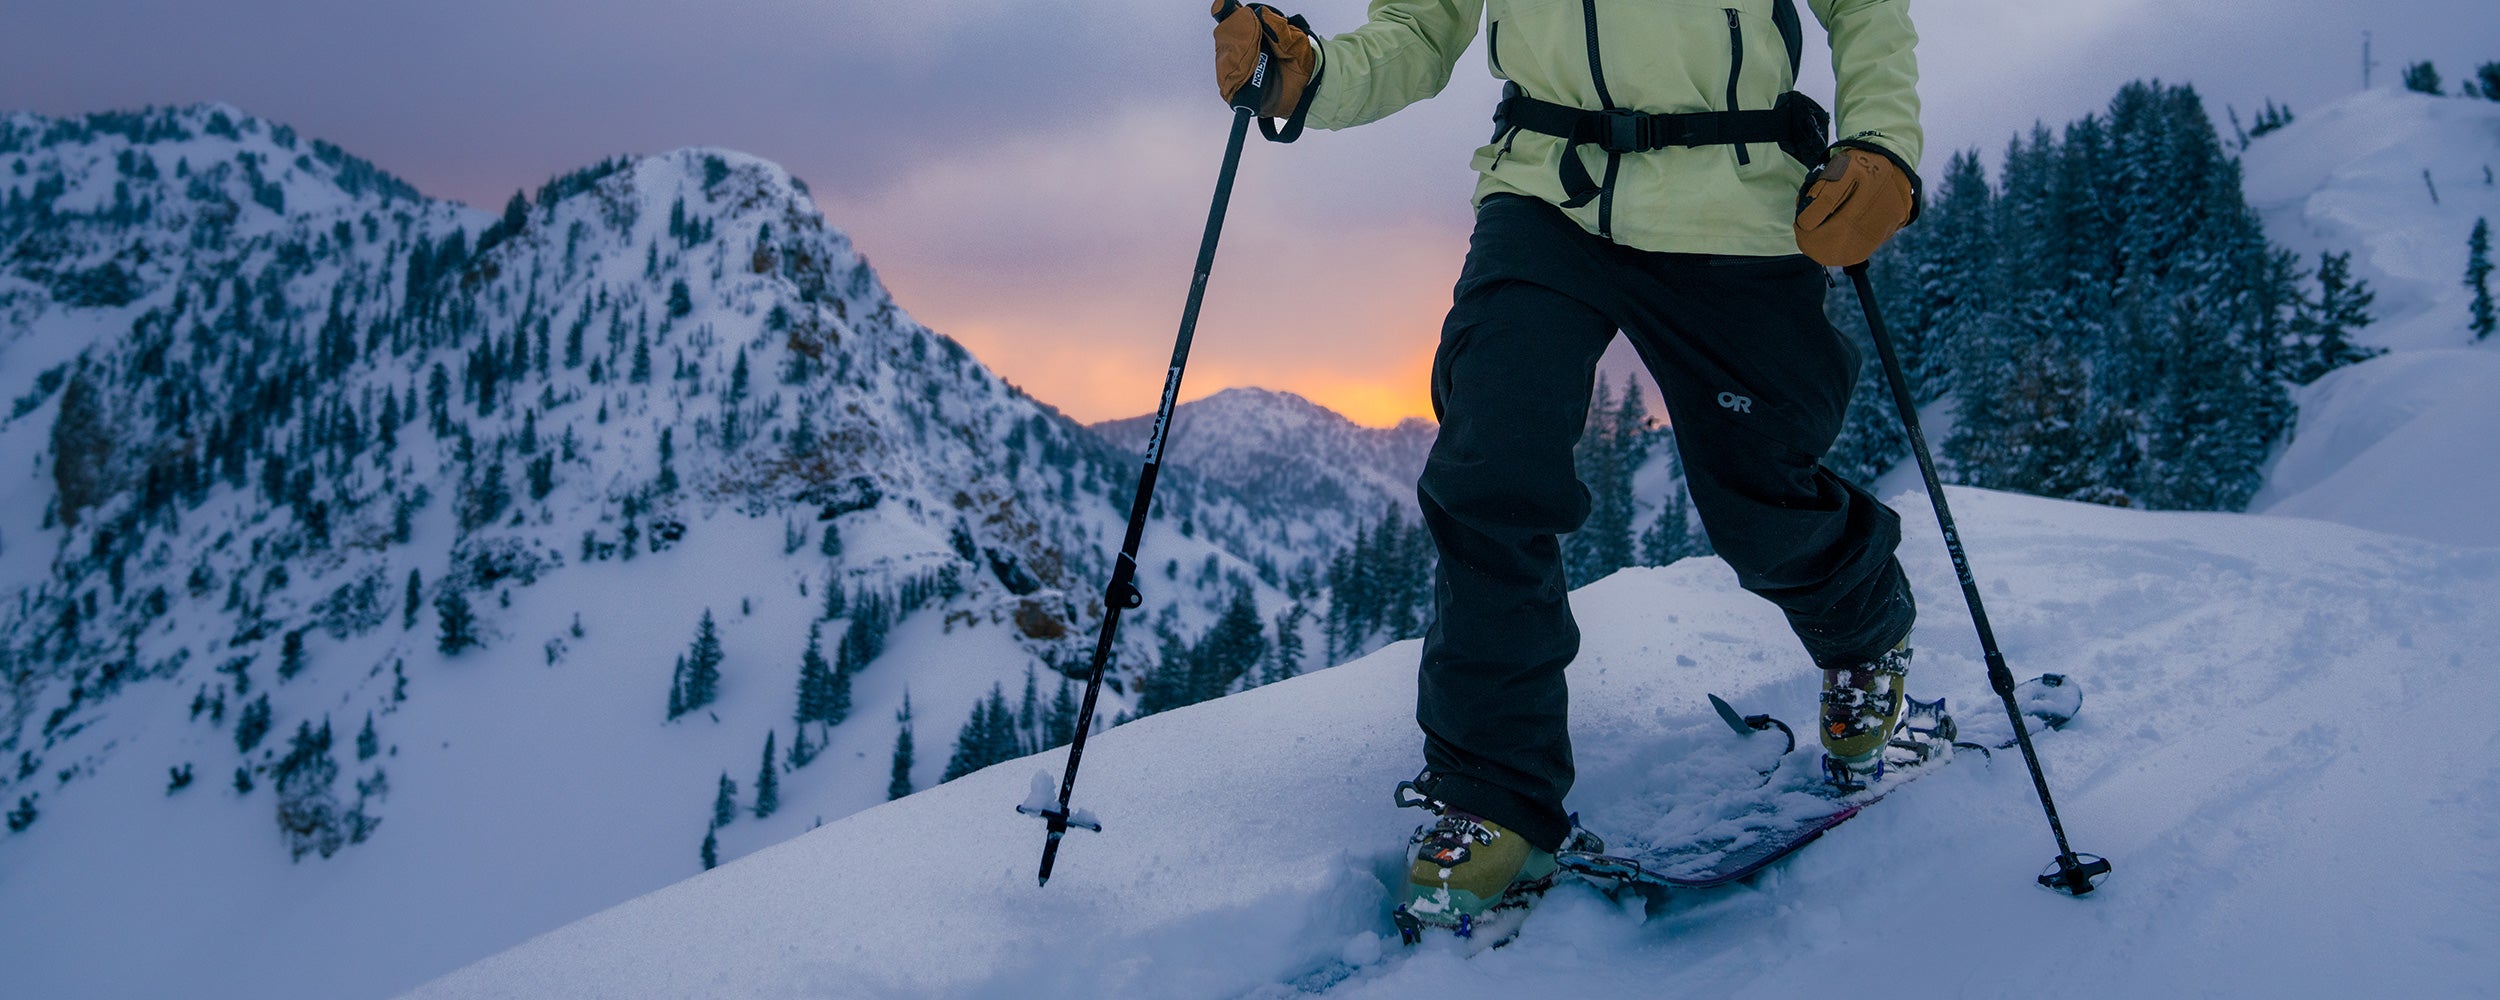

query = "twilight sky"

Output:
[[3, 1, 2487, 425]]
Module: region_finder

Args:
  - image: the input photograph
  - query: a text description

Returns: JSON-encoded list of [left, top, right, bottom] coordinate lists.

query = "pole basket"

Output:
[[1018, 802, 1104, 835], [2040, 853, 2113, 896]]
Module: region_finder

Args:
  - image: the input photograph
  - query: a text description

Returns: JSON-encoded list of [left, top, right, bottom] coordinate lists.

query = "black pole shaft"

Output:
[[1844, 262, 2094, 874], [1036, 107, 1258, 887]]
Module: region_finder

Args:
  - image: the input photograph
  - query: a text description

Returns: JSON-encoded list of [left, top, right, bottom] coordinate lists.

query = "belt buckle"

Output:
[[1599, 108, 1643, 153]]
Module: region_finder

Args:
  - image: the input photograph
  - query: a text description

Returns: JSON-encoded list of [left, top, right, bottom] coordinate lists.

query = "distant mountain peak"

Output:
[[1092, 387, 1435, 526]]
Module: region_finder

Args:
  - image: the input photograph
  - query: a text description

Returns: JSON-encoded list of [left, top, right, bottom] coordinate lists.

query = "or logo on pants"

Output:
[[1717, 391, 1754, 414]]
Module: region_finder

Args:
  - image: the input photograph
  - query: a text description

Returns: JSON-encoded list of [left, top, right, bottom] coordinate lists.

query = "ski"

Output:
[[1558, 675, 2079, 892]]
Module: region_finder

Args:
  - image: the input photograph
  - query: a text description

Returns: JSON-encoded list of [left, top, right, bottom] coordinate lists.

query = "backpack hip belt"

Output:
[[1493, 82, 1832, 209]]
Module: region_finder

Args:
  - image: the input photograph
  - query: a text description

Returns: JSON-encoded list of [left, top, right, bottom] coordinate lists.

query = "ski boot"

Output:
[[1820, 642, 1912, 791], [1389, 778, 1564, 946]]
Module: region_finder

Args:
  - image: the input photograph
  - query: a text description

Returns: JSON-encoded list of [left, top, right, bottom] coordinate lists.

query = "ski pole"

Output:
[[1024, 23, 1273, 889], [1843, 261, 2111, 896]]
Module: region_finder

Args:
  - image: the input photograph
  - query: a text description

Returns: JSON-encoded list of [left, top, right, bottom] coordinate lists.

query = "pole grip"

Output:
[[1214, 0, 1272, 115], [1233, 53, 1272, 115]]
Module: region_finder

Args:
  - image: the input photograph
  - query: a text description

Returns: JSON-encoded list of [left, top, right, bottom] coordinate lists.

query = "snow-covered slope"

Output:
[[2256, 349, 2500, 547], [2243, 88, 2500, 354], [0, 105, 1327, 1000], [2245, 89, 2500, 545], [410, 488, 2500, 999], [1093, 386, 1436, 532]]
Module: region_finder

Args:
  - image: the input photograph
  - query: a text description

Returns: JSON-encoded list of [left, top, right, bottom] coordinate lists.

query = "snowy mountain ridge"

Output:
[[0, 103, 1366, 1000], [1093, 386, 1436, 528]]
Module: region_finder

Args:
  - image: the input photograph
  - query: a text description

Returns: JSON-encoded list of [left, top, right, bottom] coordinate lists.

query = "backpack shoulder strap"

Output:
[[1773, 0, 1804, 76]]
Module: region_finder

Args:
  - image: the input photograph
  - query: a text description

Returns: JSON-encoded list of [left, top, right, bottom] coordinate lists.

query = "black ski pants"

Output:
[[1412, 194, 1914, 852]]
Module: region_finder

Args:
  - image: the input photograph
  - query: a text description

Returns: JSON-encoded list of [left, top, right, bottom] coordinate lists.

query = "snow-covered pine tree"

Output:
[[1137, 624, 1194, 718], [2288, 250, 2381, 382], [1264, 604, 1308, 686], [785, 725, 813, 770], [2133, 86, 2290, 511], [655, 428, 678, 496], [1016, 666, 1041, 754], [678, 609, 724, 714], [50, 369, 110, 529], [752, 732, 779, 819], [2469, 218, 2494, 340], [836, 590, 890, 669], [2403, 61, 2444, 95], [402, 569, 422, 630], [981, 685, 1019, 770], [1943, 126, 2050, 492], [1563, 376, 1641, 585], [2473, 62, 2500, 102], [668, 655, 689, 721], [1821, 269, 1909, 485], [1045, 676, 1078, 749], [435, 588, 478, 654], [278, 629, 306, 682], [888, 693, 915, 801], [1367, 509, 1430, 645], [942, 689, 996, 782], [1639, 449, 1707, 566], [1826, 151, 1996, 485], [273, 718, 343, 861], [793, 621, 839, 745], [1934, 81, 2294, 512], [1193, 586, 1266, 702], [711, 772, 737, 829], [235, 694, 272, 753]]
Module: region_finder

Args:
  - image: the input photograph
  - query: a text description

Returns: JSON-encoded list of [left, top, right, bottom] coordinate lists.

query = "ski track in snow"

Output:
[[410, 489, 2500, 1000]]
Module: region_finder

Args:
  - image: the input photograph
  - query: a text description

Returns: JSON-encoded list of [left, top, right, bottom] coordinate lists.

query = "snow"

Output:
[[2252, 349, 2500, 547], [5, 87, 2496, 1000], [2241, 89, 2500, 548], [0, 106, 1325, 1000], [2242, 88, 2500, 354], [409, 488, 2500, 999]]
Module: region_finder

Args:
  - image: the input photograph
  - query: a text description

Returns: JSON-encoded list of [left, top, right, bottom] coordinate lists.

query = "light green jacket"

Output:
[[1304, 0, 1922, 256]]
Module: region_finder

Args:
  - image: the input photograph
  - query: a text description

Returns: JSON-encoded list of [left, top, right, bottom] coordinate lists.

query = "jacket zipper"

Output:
[[1725, 9, 1751, 166], [1582, 0, 1617, 238], [1489, 21, 1503, 77]]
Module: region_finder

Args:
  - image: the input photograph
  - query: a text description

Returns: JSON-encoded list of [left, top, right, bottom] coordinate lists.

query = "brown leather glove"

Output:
[[1211, 0, 1318, 119], [1794, 147, 1918, 267]]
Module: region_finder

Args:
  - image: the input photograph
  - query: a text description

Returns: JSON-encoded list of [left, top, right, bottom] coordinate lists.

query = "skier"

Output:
[[1211, 0, 1924, 933]]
